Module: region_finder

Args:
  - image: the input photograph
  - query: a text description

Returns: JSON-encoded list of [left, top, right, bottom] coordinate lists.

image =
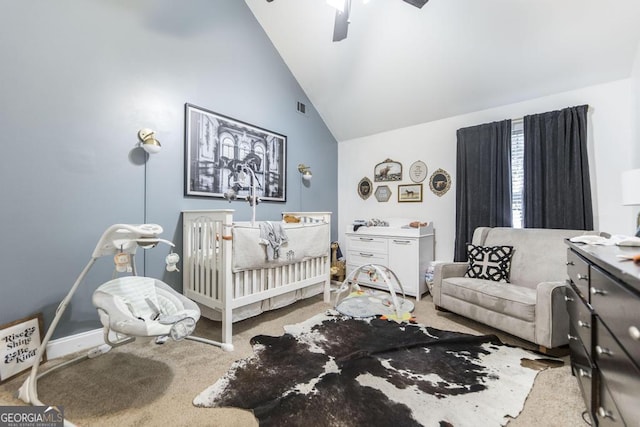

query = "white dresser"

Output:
[[345, 220, 434, 300]]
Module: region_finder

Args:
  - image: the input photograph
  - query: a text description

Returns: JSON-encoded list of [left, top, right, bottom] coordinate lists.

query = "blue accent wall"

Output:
[[0, 0, 338, 338]]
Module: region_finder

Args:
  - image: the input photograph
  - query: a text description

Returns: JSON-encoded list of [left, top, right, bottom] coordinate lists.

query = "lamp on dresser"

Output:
[[621, 168, 640, 237]]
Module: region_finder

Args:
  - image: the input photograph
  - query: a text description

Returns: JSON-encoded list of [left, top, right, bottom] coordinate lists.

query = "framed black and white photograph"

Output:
[[398, 184, 423, 202], [185, 103, 287, 202]]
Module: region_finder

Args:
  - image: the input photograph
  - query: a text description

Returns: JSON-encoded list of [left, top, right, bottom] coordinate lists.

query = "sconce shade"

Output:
[[621, 169, 640, 205], [298, 164, 312, 181], [138, 128, 162, 154]]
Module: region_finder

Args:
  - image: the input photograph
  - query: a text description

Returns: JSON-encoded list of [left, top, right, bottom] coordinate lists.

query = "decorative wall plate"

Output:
[[374, 159, 402, 182], [357, 177, 373, 200], [409, 160, 428, 183], [429, 168, 451, 197], [374, 185, 392, 202]]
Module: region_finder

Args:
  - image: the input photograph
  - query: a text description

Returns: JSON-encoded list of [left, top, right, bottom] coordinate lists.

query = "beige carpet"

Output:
[[0, 294, 587, 426]]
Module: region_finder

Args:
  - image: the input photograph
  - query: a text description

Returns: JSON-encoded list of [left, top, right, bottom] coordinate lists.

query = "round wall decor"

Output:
[[429, 168, 451, 197], [409, 160, 428, 183]]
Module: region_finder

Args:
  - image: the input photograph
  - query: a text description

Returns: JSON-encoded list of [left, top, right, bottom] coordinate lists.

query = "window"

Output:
[[511, 119, 525, 228]]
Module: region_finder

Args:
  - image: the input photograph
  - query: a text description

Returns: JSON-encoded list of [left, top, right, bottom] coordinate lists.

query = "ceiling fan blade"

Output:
[[402, 0, 429, 8], [332, 0, 351, 42]]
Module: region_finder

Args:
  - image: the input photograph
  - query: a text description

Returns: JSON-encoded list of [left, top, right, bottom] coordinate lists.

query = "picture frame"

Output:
[[374, 185, 392, 202], [374, 159, 402, 182], [398, 183, 423, 202], [1, 313, 46, 383], [185, 103, 287, 202], [429, 168, 452, 197], [409, 160, 428, 183], [357, 177, 373, 200]]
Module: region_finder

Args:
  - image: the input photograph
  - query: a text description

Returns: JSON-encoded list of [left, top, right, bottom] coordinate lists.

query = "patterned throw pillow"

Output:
[[464, 244, 514, 283]]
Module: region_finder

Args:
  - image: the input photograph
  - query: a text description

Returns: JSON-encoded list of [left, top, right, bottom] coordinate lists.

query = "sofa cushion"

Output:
[[441, 277, 536, 322], [465, 244, 514, 282]]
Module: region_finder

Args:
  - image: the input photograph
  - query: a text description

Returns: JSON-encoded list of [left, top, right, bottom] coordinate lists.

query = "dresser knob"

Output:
[[577, 274, 588, 281], [567, 334, 578, 341], [595, 345, 612, 356], [598, 407, 614, 420], [566, 261, 575, 266], [578, 320, 590, 329], [578, 369, 591, 378], [590, 288, 607, 296], [629, 326, 640, 341], [564, 296, 574, 302]]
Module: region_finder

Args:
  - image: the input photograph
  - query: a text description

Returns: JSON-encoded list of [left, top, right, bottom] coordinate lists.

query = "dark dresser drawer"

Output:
[[567, 248, 590, 301], [590, 265, 640, 368], [571, 362, 594, 420], [596, 379, 626, 427], [596, 320, 640, 426], [566, 285, 593, 355]]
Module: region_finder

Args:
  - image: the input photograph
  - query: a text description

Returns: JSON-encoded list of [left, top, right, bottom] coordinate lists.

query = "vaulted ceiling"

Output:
[[245, 0, 640, 141]]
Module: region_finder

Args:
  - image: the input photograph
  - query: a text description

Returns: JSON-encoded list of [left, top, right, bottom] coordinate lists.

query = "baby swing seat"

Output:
[[93, 276, 200, 341]]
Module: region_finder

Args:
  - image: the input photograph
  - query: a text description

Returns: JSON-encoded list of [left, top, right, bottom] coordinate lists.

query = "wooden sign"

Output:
[[0, 313, 46, 383]]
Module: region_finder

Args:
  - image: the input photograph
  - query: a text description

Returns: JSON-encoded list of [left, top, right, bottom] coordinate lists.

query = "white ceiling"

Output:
[[245, 0, 640, 142]]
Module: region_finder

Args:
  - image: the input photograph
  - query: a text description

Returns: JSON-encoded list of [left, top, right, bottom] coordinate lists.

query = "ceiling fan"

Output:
[[332, 0, 429, 41], [265, 0, 429, 42]]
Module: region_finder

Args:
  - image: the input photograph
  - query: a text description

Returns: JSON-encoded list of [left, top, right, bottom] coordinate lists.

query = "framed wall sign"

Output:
[[374, 159, 402, 182], [185, 103, 287, 202], [374, 185, 392, 202], [1, 313, 46, 383], [357, 177, 373, 200], [429, 168, 452, 197], [398, 183, 423, 202], [409, 160, 428, 183]]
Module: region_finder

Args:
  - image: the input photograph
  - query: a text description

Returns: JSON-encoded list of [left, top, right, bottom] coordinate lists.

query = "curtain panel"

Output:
[[523, 105, 593, 229], [454, 120, 512, 262]]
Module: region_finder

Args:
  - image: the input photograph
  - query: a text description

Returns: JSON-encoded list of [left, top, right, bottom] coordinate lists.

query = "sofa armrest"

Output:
[[535, 281, 570, 348], [432, 262, 468, 306]]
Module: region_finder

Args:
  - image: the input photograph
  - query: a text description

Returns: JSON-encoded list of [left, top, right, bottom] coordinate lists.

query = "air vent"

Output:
[[296, 101, 307, 115]]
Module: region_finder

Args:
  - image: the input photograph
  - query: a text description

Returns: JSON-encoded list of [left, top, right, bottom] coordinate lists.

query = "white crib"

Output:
[[182, 210, 331, 350]]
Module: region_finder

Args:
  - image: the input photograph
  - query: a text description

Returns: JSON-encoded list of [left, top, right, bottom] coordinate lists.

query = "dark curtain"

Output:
[[454, 120, 512, 261], [523, 105, 593, 229]]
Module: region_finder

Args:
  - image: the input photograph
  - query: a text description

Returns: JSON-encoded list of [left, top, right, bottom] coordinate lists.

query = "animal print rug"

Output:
[[194, 312, 560, 426]]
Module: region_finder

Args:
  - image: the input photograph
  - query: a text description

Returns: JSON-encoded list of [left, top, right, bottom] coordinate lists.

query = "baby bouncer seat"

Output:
[[93, 276, 200, 341]]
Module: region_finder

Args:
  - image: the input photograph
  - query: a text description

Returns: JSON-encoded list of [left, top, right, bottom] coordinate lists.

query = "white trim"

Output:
[[46, 328, 104, 360]]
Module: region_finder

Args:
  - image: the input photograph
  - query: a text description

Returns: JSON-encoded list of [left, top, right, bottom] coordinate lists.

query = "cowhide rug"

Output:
[[194, 312, 561, 426]]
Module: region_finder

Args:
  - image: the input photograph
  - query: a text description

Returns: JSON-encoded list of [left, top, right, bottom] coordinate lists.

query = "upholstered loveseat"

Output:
[[432, 227, 602, 351]]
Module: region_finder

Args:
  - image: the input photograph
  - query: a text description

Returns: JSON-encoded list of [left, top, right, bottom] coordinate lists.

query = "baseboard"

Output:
[[46, 328, 104, 360]]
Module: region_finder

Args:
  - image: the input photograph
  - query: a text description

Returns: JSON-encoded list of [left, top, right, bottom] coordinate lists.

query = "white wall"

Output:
[[338, 79, 635, 261]]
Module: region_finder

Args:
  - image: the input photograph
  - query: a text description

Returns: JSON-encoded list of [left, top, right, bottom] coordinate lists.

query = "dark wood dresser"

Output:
[[566, 242, 640, 427]]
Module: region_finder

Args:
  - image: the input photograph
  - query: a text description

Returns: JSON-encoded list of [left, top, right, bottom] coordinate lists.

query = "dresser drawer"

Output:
[[571, 363, 594, 420], [590, 266, 640, 368], [346, 251, 389, 268], [566, 285, 593, 354], [596, 377, 626, 427], [567, 249, 590, 302], [568, 319, 591, 366], [596, 320, 640, 426], [346, 235, 388, 253]]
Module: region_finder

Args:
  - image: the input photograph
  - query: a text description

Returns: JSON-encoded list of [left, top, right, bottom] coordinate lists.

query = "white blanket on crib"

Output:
[[232, 222, 330, 272]]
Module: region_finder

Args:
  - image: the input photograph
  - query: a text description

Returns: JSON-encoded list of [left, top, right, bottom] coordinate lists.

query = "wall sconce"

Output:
[[298, 164, 312, 181], [138, 128, 162, 154], [622, 168, 640, 237]]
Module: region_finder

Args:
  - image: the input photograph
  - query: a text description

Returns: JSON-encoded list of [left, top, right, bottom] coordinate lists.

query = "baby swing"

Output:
[[19, 224, 230, 424], [334, 264, 415, 322]]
